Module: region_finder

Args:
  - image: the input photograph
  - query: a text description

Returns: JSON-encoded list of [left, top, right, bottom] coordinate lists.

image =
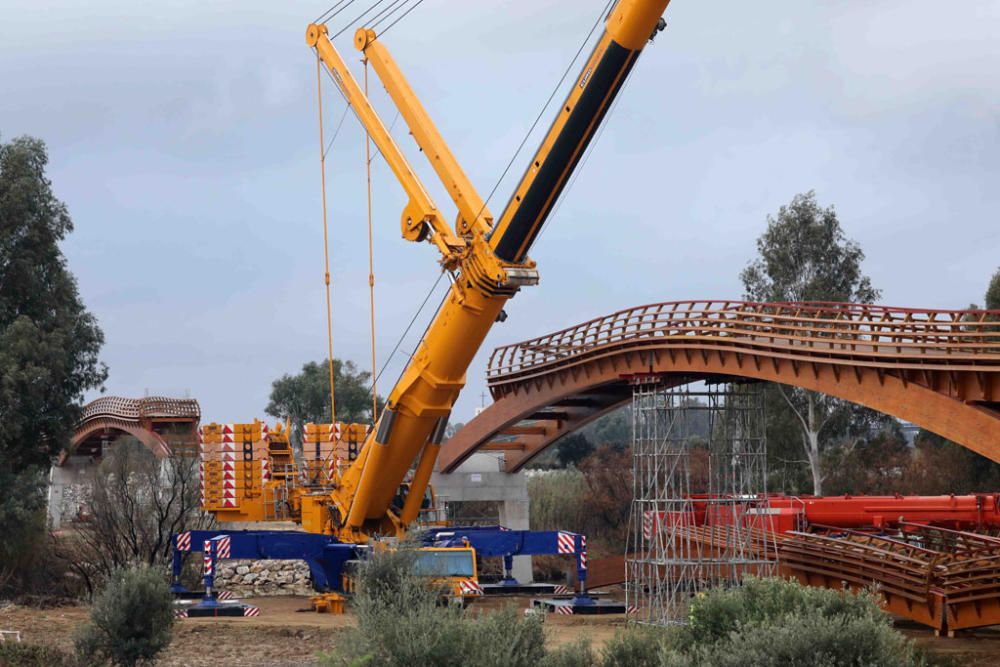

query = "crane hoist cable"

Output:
[[367, 271, 444, 399], [315, 53, 338, 424], [333, 0, 392, 39], [536, 58, 639, 246], [363, 59, 379, 422], [379, 0, 426, 37], [469, 0, 615, 234], [368, 0, 409, 32], [316, 0, 357, 25]]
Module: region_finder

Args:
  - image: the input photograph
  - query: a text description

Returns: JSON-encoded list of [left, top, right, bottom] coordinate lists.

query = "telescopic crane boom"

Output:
[[304, 0, 672, 541]]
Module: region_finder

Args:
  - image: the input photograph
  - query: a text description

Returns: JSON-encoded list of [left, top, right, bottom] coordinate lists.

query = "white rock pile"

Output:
[[214, 559, 313, 596]]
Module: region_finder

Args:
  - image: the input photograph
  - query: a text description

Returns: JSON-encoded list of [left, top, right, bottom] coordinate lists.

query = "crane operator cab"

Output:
[[391, 481, 448, 527]]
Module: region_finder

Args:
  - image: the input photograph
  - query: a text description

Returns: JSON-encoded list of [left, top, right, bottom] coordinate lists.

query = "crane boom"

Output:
[[355, 28, 494, 239], [301, 0, 671, 540]]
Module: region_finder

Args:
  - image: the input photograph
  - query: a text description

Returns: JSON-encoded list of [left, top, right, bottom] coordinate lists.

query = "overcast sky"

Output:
[[2, 0, 998, 424]]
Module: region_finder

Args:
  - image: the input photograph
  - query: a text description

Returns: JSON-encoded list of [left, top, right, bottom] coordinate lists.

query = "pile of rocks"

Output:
[[214, 560, 313, 596]]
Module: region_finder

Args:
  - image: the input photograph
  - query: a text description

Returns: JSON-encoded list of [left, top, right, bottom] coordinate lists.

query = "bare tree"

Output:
[[61, 437, 213, 594]]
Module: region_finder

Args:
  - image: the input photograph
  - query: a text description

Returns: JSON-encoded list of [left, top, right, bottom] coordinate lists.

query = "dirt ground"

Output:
[[3, 596, 1000, 666]]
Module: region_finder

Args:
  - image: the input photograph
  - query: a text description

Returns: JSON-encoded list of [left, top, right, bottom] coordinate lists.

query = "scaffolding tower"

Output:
[[626, 377, 777, 625]]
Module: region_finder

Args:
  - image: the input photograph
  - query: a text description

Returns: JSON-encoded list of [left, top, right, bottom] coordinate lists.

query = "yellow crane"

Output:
[[179, 0, 673, 615], [303, 0, 672, 542]]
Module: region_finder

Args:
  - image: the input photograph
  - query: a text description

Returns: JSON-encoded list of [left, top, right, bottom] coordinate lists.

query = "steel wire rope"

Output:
[[367, 0, 410, 32], [324, 103, 352, 159], [378, 0, 426, 36], [362, 0, 614, 407], [333, 0, 392, 40], [312, 47, 439, 409], [366, 271, 446, 398], [535, 58, 638, 246], [363, 61, 380, 422], [313, 44, 425, 419], [316, 0, 358, 25], [315, 55, 399, 170], [315, 53, 338, 423], [468, 0, 615, 234]]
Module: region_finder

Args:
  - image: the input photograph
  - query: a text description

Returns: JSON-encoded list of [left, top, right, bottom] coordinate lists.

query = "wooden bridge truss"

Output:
[[442, 301, 1000, 472]]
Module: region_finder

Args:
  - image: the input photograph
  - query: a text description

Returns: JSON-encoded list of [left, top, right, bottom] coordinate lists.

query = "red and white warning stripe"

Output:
[[553, 585, 571, 595], [260, 423, 269, 442], [203, 540, 213, 576], [176, 531, 191, 552], [555, 605, 574, 615], [643, 511, 655, 541], [222, 454, 236, 507], [217, 591, 234, 601], [557, 531, 575, 555], [215, 536, 231, 559], [626, 605, 639, 615], [327, 458, 336, 482], [243, 606, 260, 617], [580, 536, 587, 570], [261, 458, 271, 482], [174, 609, 188, 619], [198, 427, 205, 505], [458, 579, 484, 596]]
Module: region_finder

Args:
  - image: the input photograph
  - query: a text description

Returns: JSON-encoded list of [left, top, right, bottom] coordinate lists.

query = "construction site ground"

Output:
[[4, 595, 1000, 666]]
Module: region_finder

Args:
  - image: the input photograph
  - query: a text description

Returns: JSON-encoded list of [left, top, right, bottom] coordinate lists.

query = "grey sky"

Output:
[[2, 0, 998, 424]]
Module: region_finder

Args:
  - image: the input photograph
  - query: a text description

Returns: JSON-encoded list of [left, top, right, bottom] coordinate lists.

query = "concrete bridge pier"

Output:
[[430, 453, 533, 583]]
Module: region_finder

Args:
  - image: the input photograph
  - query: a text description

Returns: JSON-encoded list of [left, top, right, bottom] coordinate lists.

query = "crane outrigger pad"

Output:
[[531, 596, 629, 615], [177, 603, 260, 618], [481, 583, 570, 596]]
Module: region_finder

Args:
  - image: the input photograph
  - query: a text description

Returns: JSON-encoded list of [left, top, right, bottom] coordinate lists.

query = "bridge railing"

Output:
[[487, 301, 1000, 380], [80, 396, 201, 423]]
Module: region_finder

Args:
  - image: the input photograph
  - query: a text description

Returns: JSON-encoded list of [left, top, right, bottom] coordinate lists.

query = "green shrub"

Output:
[[539, 640, 596, 667], [683, 576, 883, 646], [327, 549, 545, 667], [676, 577, 929, 667], [687, 608, 922, 667], [74, 565, 174, 667], [600, 627, 669, 667], [0, 642, 75, 667]]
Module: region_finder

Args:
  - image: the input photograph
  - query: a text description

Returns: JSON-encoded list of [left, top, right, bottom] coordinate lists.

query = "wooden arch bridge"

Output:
[[65, 396, 201, 464], [441, 301, 1000, 472]]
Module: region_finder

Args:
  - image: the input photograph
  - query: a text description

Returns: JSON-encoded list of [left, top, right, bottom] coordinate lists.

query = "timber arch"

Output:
[[65, 396, 201, 463], [441, 301, 1000, 472]]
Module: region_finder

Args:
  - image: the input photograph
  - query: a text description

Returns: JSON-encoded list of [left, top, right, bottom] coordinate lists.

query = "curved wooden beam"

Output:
[[66, 417, 172, 463], [443, 301, 1000, 472]]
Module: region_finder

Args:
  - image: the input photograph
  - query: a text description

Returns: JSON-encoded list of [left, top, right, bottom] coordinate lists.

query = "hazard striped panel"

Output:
[[176, 531, 191, 552], [557, 532, 575, 554], [203, 540, 213, 576], [555, 605, 574, 615], [581, 535, 587, 570], [216, 536, 231, 560], [553, 585, 571, 595], [642, 510, 655, 541], [458, 579, 484, 596], [243, 606, 260, 617], [174, 609, 188, 619]]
